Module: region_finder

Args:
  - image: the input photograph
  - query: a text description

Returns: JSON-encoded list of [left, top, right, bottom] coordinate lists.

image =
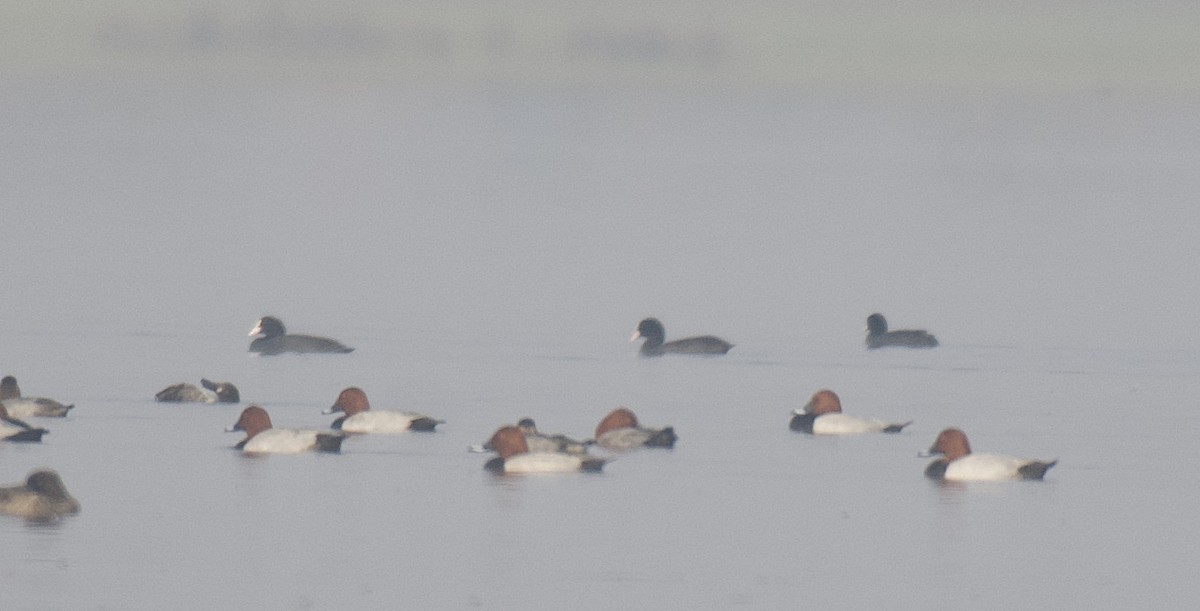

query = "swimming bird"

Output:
[[593, 407, 677, 450], [323, 387, 443, 433], [0, 470, 80, 521], [227, 405, 345, 454], [473, 418, 592, 455], [865, 313, 938, 349], [788, 389, 911, 434], [483, 426, 606, 474], [0, 403, 48, 442], [631, 318, 733, 356], [248, 316, 354, 355], [0, 375, 73, 417], [155, 379, 240, 403], [923, 428, 1057, 481], [515, 418, 593, 454]]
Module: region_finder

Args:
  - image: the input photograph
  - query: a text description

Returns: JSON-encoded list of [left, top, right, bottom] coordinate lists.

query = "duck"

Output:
[[0, 404, 48, 442], [227, 405, 345, 454], [630, 318, 733, 357], [0, 375, 73, 418], [923, 428, 1057, 481], [473, 418, 592, 455], [483, 426, 606, 474], [593, 407, 677, 450], [516, 418, 592, 454], [865, 313, 938, 349], [155, 379, 240, 403], [323, 387, 443, 433], [0, 470, 80, 521], [248, 316, 354, 355], [788, 389, 911, 435]]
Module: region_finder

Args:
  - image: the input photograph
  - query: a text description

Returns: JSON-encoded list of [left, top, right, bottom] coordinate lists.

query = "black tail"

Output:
[[409, 417, 444, 432], [315, 433, 345, 453], [580, 458, 607, 472], [883, 421, 913, 433], [789, 413, 816, 433], [4, 428, 47, 443], [1018, 460, 1057, 480], [644, 427, 677, 449]]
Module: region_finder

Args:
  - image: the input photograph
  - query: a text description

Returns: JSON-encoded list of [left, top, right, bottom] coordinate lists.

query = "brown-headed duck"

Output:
[[227, 405, 344, 454], [483, 426, 606, 474], [322, 387, 442, 433], [923, 428, 1057, 481], [788, 389, 911, 434], [593, 407, 677, 450]]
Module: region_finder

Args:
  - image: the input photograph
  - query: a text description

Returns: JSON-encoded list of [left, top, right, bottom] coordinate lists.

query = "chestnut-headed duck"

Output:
[[0, 375, 73, 418], [322, 387, 443, 433], [865, 313, 938, 349], [788, 389, 911, 435], [155, 379, 240, 404], [631, 318, 733, 357], [0, 404, 48, 442], [923, 428, 1057, 481], [593, 407, 677, 450], [483, 426, 606, 474], [0, 470, 80, 521], [248, 316, 354, 355], [227, 406, 344, 454]]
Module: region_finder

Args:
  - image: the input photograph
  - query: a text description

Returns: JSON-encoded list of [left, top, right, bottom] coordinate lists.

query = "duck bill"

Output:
[[629, 330, 642, 342], [321, 406, 341, 415], [248, 322, 264, 337]]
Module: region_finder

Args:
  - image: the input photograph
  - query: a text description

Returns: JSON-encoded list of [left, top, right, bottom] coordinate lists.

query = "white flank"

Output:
[[242, 429, 324, 453], [503, 452, 586, 473], [811, 413, 891, 435], [944, 454, 1034, 481]]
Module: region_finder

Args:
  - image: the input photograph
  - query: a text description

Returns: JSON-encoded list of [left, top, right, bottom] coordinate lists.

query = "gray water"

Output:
[[4, 3, 1200, 610]]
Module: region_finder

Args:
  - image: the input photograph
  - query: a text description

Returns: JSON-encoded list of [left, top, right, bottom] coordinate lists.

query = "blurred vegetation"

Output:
[[3, 2, 1198, 92]]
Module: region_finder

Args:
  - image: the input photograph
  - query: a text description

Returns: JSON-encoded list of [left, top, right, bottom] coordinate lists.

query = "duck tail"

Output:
[[1018, 460, 1057, 480], [409, 417, 444, 432], [644, 427, 677, 448], [315, 433, 345, 453], [883, 421, 914, 433], [4, 428, 47, 443], [580, 458, 607, 472]]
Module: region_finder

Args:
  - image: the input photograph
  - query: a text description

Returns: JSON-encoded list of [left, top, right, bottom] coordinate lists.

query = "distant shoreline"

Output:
[[4, 3, 1199, 93]]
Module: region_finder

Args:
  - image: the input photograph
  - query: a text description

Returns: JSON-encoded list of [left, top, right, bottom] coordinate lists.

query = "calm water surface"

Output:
[[4, 5, 1200, 609]]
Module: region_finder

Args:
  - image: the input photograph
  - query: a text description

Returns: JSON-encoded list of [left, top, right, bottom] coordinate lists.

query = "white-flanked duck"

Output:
[[227, 406, 344, 454], [483, 426, 606, 474], [323, 387, 442, 433], [0, 403, 48, 442], [789, 389, 911, 435], [923, 428, 1057, 481]]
